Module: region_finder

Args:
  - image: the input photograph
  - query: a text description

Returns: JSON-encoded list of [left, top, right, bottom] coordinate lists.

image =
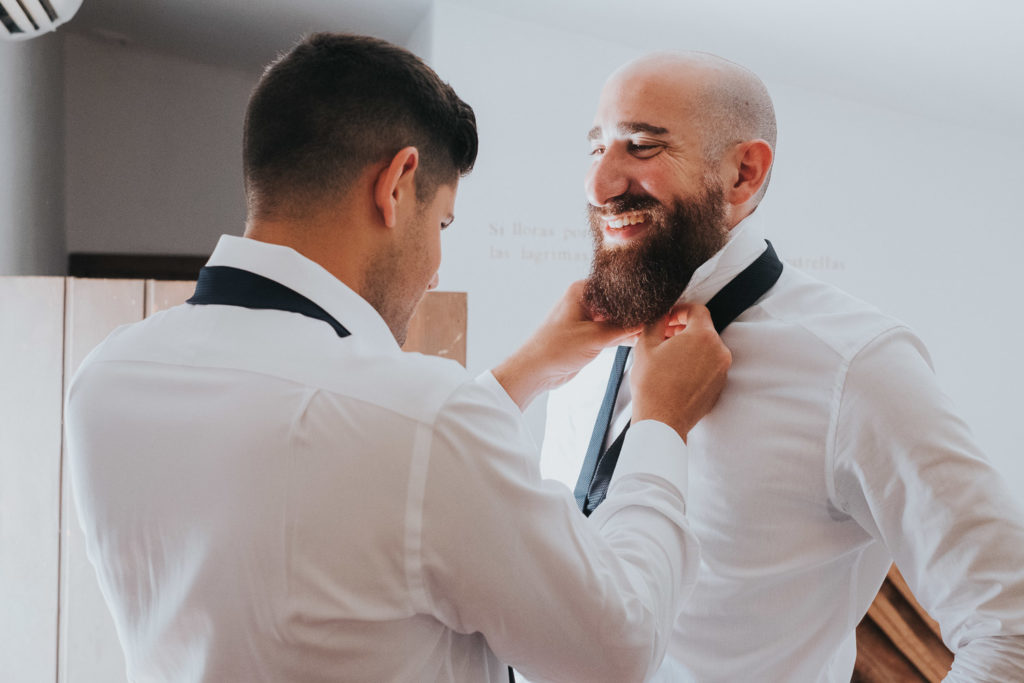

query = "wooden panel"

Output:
[[888, 565, 944, 638], [0, 277, 65, 683], [144, 279, 195, 316], [853, 615, 924, 682], [855, 565, 953, 682], [59, 279, 145, 683], [402, 291, 467, 366]]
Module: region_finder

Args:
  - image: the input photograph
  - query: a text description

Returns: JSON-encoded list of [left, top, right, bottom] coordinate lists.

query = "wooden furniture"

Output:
[[1, 277, 464, 682], [854, 565, 954, 681]]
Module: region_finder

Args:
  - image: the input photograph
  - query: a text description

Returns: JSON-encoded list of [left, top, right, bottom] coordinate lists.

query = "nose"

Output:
[[586, 150, 630, 207], [427, 272, 439, 291]]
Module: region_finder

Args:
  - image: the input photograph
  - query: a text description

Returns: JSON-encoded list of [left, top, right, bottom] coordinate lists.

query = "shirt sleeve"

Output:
[[830, 327, 1024, 678], [415, 377, 699, 683]]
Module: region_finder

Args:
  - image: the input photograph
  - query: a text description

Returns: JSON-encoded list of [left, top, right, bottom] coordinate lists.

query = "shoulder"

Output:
[[287, 342, 476, 430], [756, 265, 917, 364], [361, 349, 475, 425], [75, 304, 476, 427]]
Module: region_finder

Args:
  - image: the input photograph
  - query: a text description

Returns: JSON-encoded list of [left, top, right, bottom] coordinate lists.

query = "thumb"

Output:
[[680, 304, 715, 333]]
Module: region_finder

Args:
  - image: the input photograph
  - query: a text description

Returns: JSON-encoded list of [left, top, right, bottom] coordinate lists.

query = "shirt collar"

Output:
[[678, 211, 769, 306], [204, 235, 400, 351]]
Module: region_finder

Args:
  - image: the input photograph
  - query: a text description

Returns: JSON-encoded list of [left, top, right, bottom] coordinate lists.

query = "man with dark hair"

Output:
[[544, 51, 1024, 680], [66, 35, 732, 682], [243, 33, 478, 218]]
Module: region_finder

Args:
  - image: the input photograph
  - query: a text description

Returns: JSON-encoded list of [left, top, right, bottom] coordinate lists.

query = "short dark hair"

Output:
[[243, 33, 478, 218]]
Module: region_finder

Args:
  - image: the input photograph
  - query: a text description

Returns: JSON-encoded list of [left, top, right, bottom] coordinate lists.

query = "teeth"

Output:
[[607, 211, 647, 229]]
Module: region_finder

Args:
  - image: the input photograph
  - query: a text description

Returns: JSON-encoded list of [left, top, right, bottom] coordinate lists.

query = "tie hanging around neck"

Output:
[[187, 265, 351, 338], [573, 345, 632, 511], [574, 241, 784, 516]]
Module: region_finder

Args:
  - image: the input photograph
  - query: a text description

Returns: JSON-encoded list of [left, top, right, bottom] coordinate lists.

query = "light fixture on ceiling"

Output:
[[0, 0, 82, 41]]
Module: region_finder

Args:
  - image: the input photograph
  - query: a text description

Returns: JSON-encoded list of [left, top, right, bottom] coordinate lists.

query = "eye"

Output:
[[628, 142, 661, 158], [588, 145, 606, 157], [441, 218, 454, 231]]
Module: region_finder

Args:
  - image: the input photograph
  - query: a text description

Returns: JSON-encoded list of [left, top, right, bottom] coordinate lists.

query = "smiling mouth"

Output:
[[601, 210, 650, 242], [605, 210, 648, 229]]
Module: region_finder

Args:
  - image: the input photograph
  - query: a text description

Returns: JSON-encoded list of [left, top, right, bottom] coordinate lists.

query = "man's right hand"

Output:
[[631, 305, 731, 441], [492, 280, 640, 411]]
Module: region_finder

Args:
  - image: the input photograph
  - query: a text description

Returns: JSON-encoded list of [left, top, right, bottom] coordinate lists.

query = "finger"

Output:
[[567, 279, 590, 312], [678, 304, 714, 333], [665, 305, 691, 338], [665, 322, 687, 338], [543, 283, 594, 327], [666, 303, 692, 327], [566, 279, 587, 298]]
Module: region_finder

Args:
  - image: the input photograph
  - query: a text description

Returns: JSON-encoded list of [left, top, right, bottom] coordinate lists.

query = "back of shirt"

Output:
[[65, 302, 496, 682]]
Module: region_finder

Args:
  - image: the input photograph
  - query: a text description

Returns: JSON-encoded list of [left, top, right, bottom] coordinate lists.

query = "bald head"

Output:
[[602, 52, 776, 205], [611, 52, 776, 158]]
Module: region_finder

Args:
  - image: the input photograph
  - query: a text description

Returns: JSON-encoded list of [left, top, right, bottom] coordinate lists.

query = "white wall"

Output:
[[429, 3, 639, 434], [21, 5, 1022, 497], [429, 2, 1024, 494], [0, 34, 66, 275], [405, 4, 434, 61], [63, 33, 257, 256]]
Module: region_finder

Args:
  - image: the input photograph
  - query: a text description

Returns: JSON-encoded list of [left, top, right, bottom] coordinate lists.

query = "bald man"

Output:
[[541, 52, 1024, 681]]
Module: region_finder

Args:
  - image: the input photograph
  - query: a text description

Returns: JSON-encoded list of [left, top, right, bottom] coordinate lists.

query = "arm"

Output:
[[420, 307, 729, 682], [830, 328, 1024, 680]]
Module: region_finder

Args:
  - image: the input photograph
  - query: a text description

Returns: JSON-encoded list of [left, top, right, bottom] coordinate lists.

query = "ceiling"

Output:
[[66, 0, 1024, 133], [68, 0, 433, 72]]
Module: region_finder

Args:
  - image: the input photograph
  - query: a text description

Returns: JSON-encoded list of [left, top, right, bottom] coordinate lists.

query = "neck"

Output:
[[726, 203, 757, 230], [244, 211, 376, 299]]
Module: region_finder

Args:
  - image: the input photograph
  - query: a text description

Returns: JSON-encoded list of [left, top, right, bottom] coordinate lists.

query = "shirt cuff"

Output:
[[475, 370, 522, 415], [610, 419, 688, 501]]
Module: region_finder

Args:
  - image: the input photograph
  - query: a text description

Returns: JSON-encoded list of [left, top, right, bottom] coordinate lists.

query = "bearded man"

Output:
[[541, 52, 1024, 681]]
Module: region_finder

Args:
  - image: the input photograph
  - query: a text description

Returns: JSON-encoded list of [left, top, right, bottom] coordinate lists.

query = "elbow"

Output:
[[588, 617, 664, 683], [598, 648, 658, 683]]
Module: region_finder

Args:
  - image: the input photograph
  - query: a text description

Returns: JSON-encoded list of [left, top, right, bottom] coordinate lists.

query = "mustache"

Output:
[[588, 194, 662, 218]]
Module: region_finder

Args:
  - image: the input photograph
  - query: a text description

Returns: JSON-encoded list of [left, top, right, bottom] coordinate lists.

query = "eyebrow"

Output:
[[587, 122, 671, 141]]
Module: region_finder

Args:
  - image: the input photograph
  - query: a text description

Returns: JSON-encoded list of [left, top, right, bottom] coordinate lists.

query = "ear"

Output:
[[724, 139, 773, 207], [373, 146, 420, 228]]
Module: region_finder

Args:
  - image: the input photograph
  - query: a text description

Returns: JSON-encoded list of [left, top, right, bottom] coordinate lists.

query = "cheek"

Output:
[[645, 157, 703, 200], [427, 231, 442, 272], [639, 170, 678, 203], [413, 230, 441, 292]]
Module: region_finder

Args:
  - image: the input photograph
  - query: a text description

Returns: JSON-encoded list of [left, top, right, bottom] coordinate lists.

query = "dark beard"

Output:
[[582, 180, 729, 327]]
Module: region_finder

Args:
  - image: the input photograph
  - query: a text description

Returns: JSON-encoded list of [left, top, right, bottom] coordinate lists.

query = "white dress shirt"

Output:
[[543, 213, 1024, 681], [65, 234, 701, 683]]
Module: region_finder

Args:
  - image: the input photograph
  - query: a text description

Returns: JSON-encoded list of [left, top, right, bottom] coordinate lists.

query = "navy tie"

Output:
[[573, 344, 632, 512], [574, 241, 784, 515], [187, 265, 350, 338]]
